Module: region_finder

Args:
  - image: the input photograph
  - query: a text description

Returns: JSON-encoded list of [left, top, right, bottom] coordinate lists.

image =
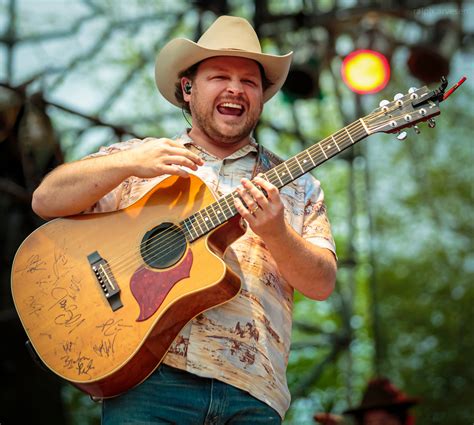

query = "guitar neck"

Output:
[[181, 118, 369, 241]]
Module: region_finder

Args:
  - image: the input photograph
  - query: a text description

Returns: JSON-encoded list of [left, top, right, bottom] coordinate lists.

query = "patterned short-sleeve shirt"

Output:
[[84, 132, 336, 418]]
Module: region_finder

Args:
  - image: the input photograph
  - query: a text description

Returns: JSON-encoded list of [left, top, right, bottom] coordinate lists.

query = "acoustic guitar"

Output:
[[10, 81, 453, 398]]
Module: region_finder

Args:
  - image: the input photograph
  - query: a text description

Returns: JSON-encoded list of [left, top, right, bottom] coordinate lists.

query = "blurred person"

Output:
[[314, 377, 420, 425]]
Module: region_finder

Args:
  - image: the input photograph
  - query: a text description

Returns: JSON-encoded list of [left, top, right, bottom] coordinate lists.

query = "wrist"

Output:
[[108, 149, 136, 179], [261, 220, 292, 249]]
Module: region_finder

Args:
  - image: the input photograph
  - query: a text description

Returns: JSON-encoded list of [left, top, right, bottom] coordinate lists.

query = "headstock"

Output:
[[365, 85, 442, 136], [364, 77, 467, 139]]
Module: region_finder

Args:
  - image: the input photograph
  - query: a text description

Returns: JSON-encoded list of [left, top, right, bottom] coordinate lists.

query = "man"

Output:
[[32, 16, 337, 424], [314, 377, 420, 425]]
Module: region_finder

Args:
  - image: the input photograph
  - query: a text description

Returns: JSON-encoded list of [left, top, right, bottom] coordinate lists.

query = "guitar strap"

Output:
[[251, 143, 284, 178]]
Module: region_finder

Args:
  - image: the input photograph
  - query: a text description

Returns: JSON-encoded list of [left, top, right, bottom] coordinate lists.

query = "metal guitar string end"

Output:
[[394, 93, 404, 107], [397, 131, 408, 141], [428, 118, 436, 128], [379, 99, 389, 112], [413, 125, 421, 134]]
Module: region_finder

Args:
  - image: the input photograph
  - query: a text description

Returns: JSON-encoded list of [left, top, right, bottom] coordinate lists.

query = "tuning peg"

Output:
[[394, 93, 404, 101], [408, 87, 418, 94], [428, 118, 436, 128], [379, 99, 390, 108], [396, 131, 408, 141], [413, 125, 421, 134]]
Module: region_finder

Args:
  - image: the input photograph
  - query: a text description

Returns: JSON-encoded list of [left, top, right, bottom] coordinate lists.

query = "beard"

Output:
[[189, 90, 263, 145]]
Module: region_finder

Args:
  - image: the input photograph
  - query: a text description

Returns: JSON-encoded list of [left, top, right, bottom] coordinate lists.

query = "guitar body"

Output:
[[11, 174, 244, 398]]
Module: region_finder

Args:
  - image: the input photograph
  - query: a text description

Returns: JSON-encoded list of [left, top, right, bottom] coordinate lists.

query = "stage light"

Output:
[[407, 18, 458, 84], [282, 64, 322, 101], [341, 49, 390, 94]]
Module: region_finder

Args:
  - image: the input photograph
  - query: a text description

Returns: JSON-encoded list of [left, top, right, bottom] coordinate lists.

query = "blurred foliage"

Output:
[[1, 1, 473, 424]]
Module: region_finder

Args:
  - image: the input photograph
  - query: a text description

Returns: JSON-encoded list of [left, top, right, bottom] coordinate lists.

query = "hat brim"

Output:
[[344, 398, 420, 415], [155, 38, 293, 107]]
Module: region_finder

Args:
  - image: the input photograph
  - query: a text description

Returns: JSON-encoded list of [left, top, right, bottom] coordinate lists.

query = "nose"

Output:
[[226, 78, 244, 95]]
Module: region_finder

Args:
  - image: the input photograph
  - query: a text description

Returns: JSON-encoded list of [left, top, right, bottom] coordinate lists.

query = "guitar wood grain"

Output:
[[11, 174, 243, 397]]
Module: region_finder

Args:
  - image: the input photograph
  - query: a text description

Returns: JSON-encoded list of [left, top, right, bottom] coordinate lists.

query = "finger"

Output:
[[241, 178, 269, 208], [237, 185, 259, 212], [253, 175, 279, 201], [162, 155, 201, 171], [161, 146, 204, 166], [147, 138, 204, 166], [234, 196, 256, 220], [160, 164, 190, 178]]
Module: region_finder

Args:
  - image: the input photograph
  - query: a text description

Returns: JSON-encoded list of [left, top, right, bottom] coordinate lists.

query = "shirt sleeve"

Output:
[[81, 139, 142, 214], [301, 175, 337, 257]]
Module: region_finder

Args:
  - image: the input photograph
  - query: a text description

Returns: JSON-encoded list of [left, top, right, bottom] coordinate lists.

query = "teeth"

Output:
[[220, 102, 243, 109]]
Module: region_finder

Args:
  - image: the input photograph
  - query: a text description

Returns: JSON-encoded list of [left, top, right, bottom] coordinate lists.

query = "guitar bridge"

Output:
[[88, 251, 123, 311]]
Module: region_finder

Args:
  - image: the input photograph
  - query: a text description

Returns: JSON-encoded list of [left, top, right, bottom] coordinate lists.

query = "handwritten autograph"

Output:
[[93, 336, 116, 358], [61, 352, 94, 377], [16, 254, 46, 274], [96, 318, 132, 337], [25, 295, 44, 318], [49, 287, 85, 335]]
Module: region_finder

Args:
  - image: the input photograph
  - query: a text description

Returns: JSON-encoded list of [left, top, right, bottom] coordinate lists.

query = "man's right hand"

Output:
[[125, 138, 203, 178]]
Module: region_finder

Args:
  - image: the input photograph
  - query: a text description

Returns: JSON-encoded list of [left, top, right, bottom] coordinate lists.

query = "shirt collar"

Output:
[[176, 129, 258, 160]]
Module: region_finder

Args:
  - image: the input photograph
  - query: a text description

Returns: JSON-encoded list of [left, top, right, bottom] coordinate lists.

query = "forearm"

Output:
[[32, 152, 132, 219], [32, 138, 204, 220], [264, 223, 337, 300]]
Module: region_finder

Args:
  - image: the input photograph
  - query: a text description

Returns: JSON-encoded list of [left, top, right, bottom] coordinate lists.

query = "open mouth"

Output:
[[216, 102, 245, 117]]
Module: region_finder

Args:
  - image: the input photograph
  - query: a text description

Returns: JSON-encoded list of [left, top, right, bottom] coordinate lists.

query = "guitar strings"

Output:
[[106, 104, 406, 274], [118, 104, 403, 271], [106, 123, 372, 275], [107, 121, 382, 274], [129, 114, 397, 270], [108, 116, 392, 274]]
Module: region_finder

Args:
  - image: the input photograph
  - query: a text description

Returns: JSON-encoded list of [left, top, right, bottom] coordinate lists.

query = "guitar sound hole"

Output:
[[140, 223, 187, 269]]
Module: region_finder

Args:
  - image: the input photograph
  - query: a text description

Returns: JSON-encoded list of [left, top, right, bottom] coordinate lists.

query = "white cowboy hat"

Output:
[[155, 15, 293, 107]]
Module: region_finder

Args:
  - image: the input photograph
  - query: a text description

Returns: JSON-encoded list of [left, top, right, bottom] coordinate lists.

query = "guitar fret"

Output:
[[194, 213, 206, 235], [345, 127, 355, 143], [359, 118, 369, 134], [302, 150, 315, 167], [269, 168, 284, 187], [294, 156, 305, 173], [221, 195, 234, 218], [203, 206, 214, 227], [283, 162, 294, 180], [332, 135, 341, 151], [319, 143, 328, 159], [182, 219, 193, 239], [184, 216, 199, 240], [199, 211, 211, 231], [209, 203, 222, 226]]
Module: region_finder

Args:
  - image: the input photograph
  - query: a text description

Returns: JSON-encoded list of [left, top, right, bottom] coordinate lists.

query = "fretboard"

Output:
[[181, 118, 369, 241]]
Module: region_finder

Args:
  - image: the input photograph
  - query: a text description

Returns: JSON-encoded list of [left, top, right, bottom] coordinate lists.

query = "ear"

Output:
[[181, 78, 192, 101]]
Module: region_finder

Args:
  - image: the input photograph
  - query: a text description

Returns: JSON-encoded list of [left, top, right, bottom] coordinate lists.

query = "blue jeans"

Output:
[[102, 364, 282, 425]]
